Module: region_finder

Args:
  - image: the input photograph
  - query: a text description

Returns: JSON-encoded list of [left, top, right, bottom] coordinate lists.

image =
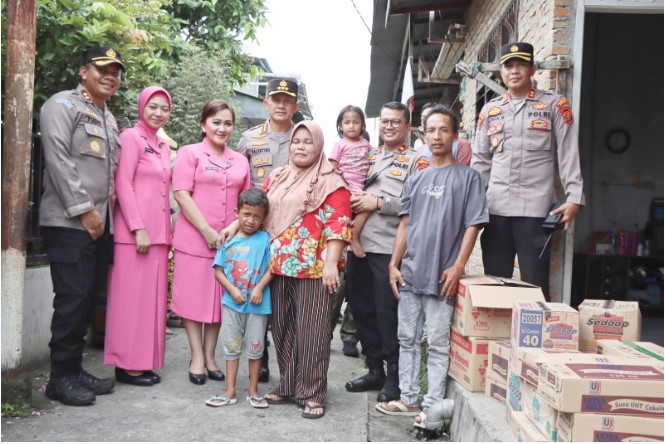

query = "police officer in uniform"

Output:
[[237, 78, 300, 381], [471, 42, 585, 300], [345, 101, 429, 402], [238, 78, 300, 188], [39, 46, 124, 406]]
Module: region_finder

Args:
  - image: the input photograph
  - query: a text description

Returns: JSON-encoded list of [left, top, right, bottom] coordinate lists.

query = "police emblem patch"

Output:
[[530, 118, 549, 130], [488, 107, 502, 117], [89, 140, 101, 153], [256, 167, 265, 178], [491, 136, 500, 148], [532, 101, 548, 110], [395, 155, 410, 163], [389, 169, 403, 177]]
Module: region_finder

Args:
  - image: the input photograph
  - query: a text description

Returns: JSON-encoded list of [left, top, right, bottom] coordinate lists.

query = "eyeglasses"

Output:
[[379, 119, 403, 128]]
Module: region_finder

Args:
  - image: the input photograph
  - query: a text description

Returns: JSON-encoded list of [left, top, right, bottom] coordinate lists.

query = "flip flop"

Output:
[[205, 395, 237, 407], [302, 402, 325, 420], [375, 400, 419, 416], [247, 395, 269, 409], [264, 393, 292, 405], [413, 409, 428, 429]]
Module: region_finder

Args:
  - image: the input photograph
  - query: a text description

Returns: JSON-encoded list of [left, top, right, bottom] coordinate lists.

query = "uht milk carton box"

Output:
[[597, 339, 664, 361], [557, 412, 664, 442], [454, 276, 545, 338], [537, 354, 664, 416], [578, 299, 642, 352], [511, 301, 579, 351]]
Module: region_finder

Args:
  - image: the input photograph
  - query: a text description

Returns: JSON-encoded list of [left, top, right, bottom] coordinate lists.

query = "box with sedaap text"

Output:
[[578, 299, 642, 352], [511, 301, 579, 351], [453, 275, 545, 338]]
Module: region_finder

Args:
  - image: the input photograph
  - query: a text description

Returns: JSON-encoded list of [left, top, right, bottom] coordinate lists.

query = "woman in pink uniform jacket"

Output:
[[171, 99, 252, 385], [104, 86, 173, 386]]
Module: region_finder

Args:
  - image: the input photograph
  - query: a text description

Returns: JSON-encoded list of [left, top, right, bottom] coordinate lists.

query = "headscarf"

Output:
[[135, 86, 172, 148], [264, 121, 348, 240]]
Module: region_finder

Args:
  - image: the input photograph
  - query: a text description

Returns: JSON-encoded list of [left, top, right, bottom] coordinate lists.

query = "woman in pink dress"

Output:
[[171, 99, 252, 385], [104, 86, 173, 386]]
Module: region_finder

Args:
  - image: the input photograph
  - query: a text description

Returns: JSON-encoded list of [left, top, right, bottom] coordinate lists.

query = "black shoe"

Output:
[[258, 366, 270, 383], [206, 367, 225, 381], [345, 367, 386, 392], [115, 368, 155, 386], [77, 369, 115, 395], [45, 375, 96, 406], [342, 341, 359, 357], [189, 371, 206, 385], [143, 370, 161, 384], [377, 363, 400, 402]]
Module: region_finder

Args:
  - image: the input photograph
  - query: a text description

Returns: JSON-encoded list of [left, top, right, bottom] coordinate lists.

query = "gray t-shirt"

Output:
[[398, 163, 489, 296]]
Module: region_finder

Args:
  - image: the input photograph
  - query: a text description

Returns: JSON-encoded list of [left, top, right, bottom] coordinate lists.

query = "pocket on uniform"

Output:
[[379, 172, 407, 197], [80, 123, 107, 158], [526, 119, 552, 151]]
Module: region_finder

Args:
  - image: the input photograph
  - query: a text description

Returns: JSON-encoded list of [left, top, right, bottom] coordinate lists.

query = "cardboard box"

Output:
[[507, 371, 523, 414], [537, 355, 664, 416], [597, 340, 664, 361], [488, 340, 511, 382], [557, 412, 664, 442], [522, 382, 558, 441], [512, 348, 581, 387], [509, 411, 550, 442], [485, 375, 507, 405], [578, 300, 642, 352], [511, 301, 579, 351], [454, 275, 545, 338], [448, 327, 492, 392]]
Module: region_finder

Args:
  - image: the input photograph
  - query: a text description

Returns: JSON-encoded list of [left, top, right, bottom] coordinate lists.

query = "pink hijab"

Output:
[[264, 121, 348, 240], [135, 86, 172, 147]]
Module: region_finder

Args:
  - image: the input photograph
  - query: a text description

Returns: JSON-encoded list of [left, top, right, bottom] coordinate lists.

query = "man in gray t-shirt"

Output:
[[376, 105, 488, 424]]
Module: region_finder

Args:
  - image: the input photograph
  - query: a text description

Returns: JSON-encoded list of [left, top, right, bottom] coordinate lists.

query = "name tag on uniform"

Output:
[[205, 166, 220, 172], [144, 147, 154, 153]]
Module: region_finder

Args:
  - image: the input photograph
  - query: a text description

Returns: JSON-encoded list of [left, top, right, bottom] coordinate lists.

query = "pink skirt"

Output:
[[104, 244, 168, 370], [170, 250, 222, 323]]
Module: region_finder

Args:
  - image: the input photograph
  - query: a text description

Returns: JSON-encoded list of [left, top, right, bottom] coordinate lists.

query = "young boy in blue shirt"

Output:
[[206, 189, 273, 408]]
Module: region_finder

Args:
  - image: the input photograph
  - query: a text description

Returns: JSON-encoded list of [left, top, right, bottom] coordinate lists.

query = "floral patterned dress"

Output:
[[269, 188, 352, 278]]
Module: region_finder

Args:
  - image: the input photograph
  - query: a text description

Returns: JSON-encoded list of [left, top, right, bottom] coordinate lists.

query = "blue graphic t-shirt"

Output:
[[212, 230, 271, 314]]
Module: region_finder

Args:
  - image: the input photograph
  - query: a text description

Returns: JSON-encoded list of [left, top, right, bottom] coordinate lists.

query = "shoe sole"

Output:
[[45, 389, 95, 406]]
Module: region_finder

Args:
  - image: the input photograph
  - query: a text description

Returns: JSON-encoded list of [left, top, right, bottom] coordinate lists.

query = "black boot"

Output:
[[377, 362, 400, 402], [345, 360, 385, 392]]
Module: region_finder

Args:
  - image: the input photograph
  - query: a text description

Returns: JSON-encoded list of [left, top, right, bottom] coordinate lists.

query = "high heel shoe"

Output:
[[206, 367, 225, 381], [143, 370, 161, 384], [189, 361, 206, 385], [115, 368, 154, 386]]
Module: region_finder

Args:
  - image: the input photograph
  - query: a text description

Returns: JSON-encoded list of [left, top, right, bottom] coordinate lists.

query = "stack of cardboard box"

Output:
[[448, 276, 544, 392], [506, 301, 581, 440], [501, 298, 664, 442]]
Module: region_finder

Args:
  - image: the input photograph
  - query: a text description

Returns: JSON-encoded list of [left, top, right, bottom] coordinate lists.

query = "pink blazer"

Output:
[[172, 139, 252, 257], [113, 125, 172, 245]]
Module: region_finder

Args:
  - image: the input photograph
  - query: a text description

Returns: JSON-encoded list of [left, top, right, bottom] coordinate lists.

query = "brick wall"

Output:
[[461, 0, 577, 300]]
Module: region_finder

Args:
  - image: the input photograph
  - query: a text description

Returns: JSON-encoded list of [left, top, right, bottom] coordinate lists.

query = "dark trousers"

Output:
[[480, 215, 551, 300], [346, 252, 398, 366], [42, 225, 113, 377], [329, 273, 358, 343]]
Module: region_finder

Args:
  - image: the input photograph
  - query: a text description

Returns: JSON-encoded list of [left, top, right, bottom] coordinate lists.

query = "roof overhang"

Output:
[[365, 0, 471, 119]]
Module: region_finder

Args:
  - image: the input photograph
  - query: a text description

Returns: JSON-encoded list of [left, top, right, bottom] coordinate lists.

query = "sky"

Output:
[[243, 0, 375, 153]]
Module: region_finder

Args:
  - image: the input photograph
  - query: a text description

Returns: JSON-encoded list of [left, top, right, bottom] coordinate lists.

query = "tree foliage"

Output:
[[1, 0, 267, 115], [156, 46, 238, 148]]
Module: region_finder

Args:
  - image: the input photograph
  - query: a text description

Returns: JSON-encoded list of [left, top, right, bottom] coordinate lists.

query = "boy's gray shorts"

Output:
[[221, 305, 268, 360]]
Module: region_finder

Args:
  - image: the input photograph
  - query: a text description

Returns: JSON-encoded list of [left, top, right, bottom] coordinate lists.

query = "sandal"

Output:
[[375, 400, 419, 416], [413, 409, 429, 429], [247, 395, 269, 409], [302, 402, 325, 419], [264, 393, 292, 405], [205, 395, 237, 407]]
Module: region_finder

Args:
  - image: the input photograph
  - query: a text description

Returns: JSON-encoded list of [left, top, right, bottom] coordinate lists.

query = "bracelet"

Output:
[[376, 195, 380, 210]]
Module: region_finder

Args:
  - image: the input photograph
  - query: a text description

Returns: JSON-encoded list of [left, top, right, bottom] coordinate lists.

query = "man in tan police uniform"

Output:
[[39, 46, 124, 406], [238, 78, 300, 188], [471, 42, 585, 300], [345, 101, 429, 403], [237, 78, 300, 381]]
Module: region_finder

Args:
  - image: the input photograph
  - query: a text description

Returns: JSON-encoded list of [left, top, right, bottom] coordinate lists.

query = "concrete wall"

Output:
[[21, 266, 54, 369]]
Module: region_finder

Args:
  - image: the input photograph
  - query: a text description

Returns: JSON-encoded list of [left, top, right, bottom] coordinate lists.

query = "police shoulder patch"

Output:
[[415, 158, 429, 170]]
